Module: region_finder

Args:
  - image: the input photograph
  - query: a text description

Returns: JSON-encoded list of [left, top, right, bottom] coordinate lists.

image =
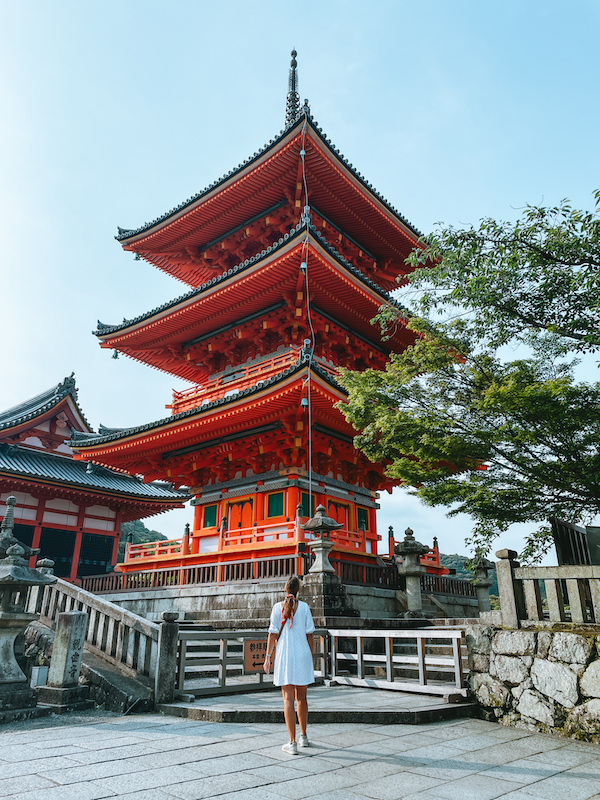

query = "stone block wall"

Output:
[[467, 624, 600, 740]]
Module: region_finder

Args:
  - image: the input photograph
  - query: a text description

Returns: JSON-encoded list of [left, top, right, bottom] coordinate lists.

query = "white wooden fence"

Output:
[[329, 628, 467, 696]]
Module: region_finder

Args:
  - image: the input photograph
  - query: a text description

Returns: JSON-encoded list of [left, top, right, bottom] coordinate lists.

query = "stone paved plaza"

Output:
[[2, 689, 600, 800]]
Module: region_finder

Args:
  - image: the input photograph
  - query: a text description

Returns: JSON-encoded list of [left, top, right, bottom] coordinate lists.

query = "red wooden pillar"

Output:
[[29, 496, 46, 568], [69, 502, 88, 581], [112, 509, 123, 566]]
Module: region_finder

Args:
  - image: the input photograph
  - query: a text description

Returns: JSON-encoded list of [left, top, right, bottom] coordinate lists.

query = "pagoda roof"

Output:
[[115, 113, 423, 288], [0, 375, 91, 435], [0, 442, 187, 503], [93, 219, 404, 346], [70, 349, 345, 452]]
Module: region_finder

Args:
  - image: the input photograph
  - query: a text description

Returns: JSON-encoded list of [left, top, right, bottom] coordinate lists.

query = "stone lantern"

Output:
[[394, 527, 429, 617], [0, 496, 56, 720], [301, 504, 343, 574], [300, 504, 358, 624], [471, 557, 495, 614]]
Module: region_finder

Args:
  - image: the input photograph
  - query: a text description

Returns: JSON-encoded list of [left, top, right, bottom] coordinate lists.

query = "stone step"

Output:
[[159, 685, 476, 725]]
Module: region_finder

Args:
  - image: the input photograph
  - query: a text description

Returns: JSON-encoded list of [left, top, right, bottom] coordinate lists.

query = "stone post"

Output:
[[495, 549, 526, 628], [37, 610, 93, 711], [154, 611, 179, 708], [471, 558, 495, 614], [394, 527, 429, 617]]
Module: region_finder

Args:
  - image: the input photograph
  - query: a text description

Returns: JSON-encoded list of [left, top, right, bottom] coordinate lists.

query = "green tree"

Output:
[[117, 519, 167, 563], [338, 193, 600, 564]]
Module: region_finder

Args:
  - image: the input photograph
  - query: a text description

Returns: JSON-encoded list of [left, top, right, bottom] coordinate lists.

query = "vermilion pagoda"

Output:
[[71, 53, 447, 577]]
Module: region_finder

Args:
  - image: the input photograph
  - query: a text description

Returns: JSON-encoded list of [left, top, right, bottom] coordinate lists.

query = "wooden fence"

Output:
[[328, 628, 467, 696]]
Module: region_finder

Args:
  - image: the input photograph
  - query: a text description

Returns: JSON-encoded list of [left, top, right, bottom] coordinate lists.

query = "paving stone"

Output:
[[91, 765, 203, 795], [0, 756, 80, 779], [169, 772, 268, 800], [482, 757, 566, 784], [527, 750, 598, 769], [405, 758, 482, 781], [0, 784, 116, 800], [354, 771, 444, 799], [419, 772, 520, 800], [189, 752, 278, 776], [520, 772, 600, 800], [0, 775, 57, 797]]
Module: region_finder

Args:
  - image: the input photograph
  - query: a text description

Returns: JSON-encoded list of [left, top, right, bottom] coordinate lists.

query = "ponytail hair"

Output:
[[282, 575, 301, 621]]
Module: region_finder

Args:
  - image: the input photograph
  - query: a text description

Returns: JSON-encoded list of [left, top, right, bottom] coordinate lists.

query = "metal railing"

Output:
[[176, 628, 328, 696], [421, 573, 477, 598], [329, 628, 467, 696]]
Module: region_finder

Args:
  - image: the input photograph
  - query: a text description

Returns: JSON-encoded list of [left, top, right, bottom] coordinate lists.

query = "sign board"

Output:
[[244, 638, 269, 673]]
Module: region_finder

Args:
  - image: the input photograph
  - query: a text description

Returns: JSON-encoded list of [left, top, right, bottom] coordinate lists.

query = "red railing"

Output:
[[168, 350, 340, 415]]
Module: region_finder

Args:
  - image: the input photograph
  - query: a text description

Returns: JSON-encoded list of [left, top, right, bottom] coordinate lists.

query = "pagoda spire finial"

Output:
[[285, 49, 300, 128]]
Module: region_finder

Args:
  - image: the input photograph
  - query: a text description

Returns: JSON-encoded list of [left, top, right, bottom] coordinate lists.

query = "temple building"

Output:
[[0, 375, 187, 579], [70, 52, 448, 579]]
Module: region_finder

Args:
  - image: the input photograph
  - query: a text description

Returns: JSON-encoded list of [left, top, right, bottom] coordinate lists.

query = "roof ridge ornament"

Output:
[[285, 49, 300, 128]]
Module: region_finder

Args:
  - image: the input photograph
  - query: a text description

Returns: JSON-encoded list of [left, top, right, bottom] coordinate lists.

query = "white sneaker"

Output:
[[298, 734, 309, 747], [282, 741, 298, 755]]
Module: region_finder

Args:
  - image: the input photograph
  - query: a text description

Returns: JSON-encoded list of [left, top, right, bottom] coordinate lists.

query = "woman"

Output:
[[265, 575, 315, 755]]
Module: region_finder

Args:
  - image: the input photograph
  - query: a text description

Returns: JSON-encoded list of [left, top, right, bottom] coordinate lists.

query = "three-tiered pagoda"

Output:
[[71, 53, 447, 578]]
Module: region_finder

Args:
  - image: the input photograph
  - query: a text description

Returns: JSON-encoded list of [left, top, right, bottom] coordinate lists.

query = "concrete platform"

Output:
[[159, 685, 476, 724]]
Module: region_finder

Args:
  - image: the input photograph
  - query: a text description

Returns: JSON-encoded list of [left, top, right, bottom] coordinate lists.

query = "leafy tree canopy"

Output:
[[338, 193, 600, 565], [117, 519, 166, 563]]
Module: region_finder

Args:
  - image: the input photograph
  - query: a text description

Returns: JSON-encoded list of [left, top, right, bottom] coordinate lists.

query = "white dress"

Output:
[[268, 599, 315, 687]]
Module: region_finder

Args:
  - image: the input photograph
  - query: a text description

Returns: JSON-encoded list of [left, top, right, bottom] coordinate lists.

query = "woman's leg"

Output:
[[281, 685, 296, 742], [295, 685, 308, 735]]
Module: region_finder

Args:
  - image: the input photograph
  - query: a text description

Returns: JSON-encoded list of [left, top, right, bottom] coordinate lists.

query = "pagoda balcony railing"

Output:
[[80, 552, 403, 594], [124, 521, 369, 562], [168, 349, 340, 415]]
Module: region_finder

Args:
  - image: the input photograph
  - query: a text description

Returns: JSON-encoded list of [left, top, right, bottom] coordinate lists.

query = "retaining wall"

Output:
[[101, 580, 480, 627], [467, 623, 600, 741]]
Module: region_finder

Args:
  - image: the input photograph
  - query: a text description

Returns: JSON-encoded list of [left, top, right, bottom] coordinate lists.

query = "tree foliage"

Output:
[[338, 193, 600, 564], [117, 519, 166, 563]]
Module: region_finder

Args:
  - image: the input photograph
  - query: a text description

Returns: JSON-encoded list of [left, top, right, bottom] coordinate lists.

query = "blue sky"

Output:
[[1, 1, 598, 555]]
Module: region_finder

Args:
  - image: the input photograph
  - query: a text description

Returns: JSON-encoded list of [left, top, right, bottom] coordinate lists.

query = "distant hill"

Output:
[[117, 519, 167, 563], [440, 552, 499, 596]]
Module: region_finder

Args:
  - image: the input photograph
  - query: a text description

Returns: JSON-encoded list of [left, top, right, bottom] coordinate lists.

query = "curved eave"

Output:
[[116, 115, 422, 257], [96, 221, 407, 345], [0, 380, 92, 436], [70, 360, 347, 456], [0, 445, 188, 504]]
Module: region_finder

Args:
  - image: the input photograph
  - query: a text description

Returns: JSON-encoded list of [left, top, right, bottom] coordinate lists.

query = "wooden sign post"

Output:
[[243, 638, 269, 673]]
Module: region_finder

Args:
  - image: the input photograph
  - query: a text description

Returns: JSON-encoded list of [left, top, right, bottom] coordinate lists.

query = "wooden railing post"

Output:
[[495, 549, 526, 628], [154, 612, 179, 707]]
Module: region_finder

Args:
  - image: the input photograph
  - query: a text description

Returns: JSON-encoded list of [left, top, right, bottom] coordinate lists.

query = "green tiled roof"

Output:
[[0, 375, 91, 433], [0, 443, 187, 502]]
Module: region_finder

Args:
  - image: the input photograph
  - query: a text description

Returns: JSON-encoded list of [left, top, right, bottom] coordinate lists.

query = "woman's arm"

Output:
[[306, 633, 314, 654], [266, 632, 277, 657]]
